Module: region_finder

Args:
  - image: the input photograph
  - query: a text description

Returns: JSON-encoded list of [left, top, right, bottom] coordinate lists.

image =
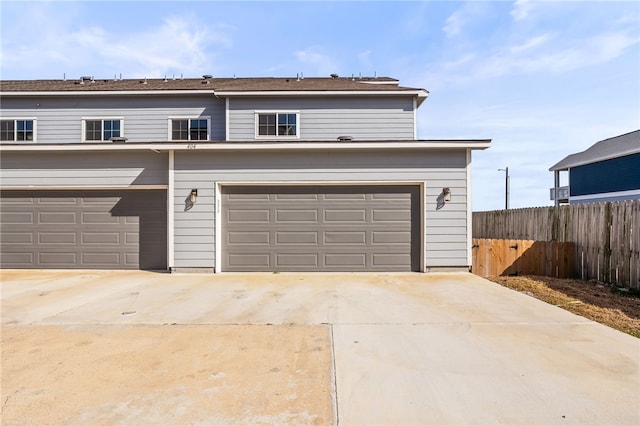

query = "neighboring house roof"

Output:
[[549, 130, 640, 171], [0, 76, 423, 93]]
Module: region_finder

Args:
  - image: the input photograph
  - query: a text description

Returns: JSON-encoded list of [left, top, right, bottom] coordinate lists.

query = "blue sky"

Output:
[[1, 0, 638, 211]]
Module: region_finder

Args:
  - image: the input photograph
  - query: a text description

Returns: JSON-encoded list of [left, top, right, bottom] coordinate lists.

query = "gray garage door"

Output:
[[0, 190, 166, 270], [222, 185, 420, 272]]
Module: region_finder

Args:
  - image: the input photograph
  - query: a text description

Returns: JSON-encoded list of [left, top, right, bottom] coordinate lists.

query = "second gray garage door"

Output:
[[222, 185, 420, 272]]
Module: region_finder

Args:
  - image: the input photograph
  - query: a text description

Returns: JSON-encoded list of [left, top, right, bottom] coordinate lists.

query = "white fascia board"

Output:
[[0, 185, 167, 190], [1, 90, 215, 97], [217, 89, 429, 97], [0, 140, 491, 152]]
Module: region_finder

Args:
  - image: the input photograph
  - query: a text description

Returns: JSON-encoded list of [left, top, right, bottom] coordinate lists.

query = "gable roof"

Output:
[[549, 130, 640, 171]]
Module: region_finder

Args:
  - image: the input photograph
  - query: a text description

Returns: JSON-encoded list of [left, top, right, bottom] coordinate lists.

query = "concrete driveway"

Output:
[[1, 270, 638, 425]]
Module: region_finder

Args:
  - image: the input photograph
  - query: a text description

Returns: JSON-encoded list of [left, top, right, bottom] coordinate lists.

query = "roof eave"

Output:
[[0, 90, 216, 96], [0, 140, 491, 152], [549, 147, 640, 171]]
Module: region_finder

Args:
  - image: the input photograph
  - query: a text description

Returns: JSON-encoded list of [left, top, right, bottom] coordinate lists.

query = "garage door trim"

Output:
[[215, 181, 425, 272]]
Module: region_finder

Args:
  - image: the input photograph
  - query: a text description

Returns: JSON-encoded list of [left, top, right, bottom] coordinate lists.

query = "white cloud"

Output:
[[424, 30, 639, 88], [509, 34, 553, 53], [442, 2, 491, 38], [510, 0, 533, 21], [443, 10, 464, 37], [0, 4, 232, 79]]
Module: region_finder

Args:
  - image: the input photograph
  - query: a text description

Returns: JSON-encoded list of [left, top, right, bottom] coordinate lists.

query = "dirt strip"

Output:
[[1, 324, 333, 425]]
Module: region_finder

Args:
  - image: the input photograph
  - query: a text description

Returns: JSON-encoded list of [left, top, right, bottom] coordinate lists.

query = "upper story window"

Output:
[[83, 118, 123, 141], [256, 112, 298, 138], [0, 119, 35, 142], [170, 118, 210, 141]]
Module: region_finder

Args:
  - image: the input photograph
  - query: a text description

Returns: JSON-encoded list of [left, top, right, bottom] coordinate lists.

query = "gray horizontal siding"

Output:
[[1, 96, 225, 143], [173, 148, 469, 270], [0, 151, 168, 186], [228, 96, 415, 141]]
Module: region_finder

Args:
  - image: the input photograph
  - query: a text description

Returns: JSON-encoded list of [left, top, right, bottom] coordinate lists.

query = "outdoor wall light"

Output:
[[190, 189, 198, 204], [443, 187, 451, 202]]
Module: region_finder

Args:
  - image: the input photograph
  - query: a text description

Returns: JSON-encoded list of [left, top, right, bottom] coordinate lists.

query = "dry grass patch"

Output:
[[487, 276, 640, 338]]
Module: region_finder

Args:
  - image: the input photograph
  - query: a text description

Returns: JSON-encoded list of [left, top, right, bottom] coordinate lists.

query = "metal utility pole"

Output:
[[498, 167, 510, 210]]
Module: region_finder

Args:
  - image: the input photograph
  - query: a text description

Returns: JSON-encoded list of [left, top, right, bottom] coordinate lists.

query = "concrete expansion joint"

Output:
[[329, 323, 339, 426]]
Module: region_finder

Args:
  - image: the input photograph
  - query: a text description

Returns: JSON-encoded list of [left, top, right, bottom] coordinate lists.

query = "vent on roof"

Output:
[[337, 135, 353, 141], [330, 73, 339, 79], [203, 74, 212, 79]]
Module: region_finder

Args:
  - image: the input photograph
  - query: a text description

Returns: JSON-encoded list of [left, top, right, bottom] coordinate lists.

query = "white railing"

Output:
[[550, 186, 570, 200]]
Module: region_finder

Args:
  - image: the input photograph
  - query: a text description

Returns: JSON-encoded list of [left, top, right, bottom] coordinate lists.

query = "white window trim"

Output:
[[81, 117, 124, 142], [0, 117, 37, 143], [167, 116, 211, 141], [254, 111, 300, 139]]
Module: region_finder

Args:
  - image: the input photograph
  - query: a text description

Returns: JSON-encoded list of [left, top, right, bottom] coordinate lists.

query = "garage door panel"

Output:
[[82, 252, 124, 266], [276, 209, 318, 222], [39, 211, 76, 224], [324, 253, 366, 267], [3, 232, 34, 244], [40, 252, 77, 265], [81, 212, 121, 225], [228, 231, 270, 245], [0, 190, 166, 270], [228, 253, 271, 268], [81, 232, 120, 244], [276, 253, 319, 268], [125, 253, 139, 265], [125, 232, 139, 244], [323, 193, 366, 201], [226, 192, 271, 201], [372, 231, 411, 244], [324, 209, 366, 222], [3, 252, 33, 265], [38, 197, 77, 205], [40, 232, 76, 244], [371, 192, 412, 200], [323, 231, 366, 245], [372, 253, 412, 267], [372, 209, 411, 222], [275, 193, 319, 201], [1, 212, 34, 224], [276, 231, 318, 245], [227, 209, 270, 223], [222, 185, 419, 272]]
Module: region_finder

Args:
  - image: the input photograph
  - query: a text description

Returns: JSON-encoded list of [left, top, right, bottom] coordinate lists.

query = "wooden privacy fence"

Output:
[[473, 200, 640, 289], [472, 238, 574, 278]]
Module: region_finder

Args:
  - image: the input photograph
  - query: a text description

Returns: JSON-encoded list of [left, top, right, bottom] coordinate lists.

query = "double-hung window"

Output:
[[83, 118, 123, 141], [169, 117, 210, 141], [0, 119, 36, 142], [256, 112, 299, 138]]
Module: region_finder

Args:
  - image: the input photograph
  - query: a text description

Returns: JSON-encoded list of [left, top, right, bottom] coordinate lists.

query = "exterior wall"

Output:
[[0, 95, 225, 143], [173, 149, 469, 270], [570, 153, 640, 197], [0, 151, 168, 187], [227, 96, 415, 141]]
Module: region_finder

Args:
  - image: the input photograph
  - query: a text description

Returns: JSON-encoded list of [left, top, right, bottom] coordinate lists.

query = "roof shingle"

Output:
[[549, 130, 640, 171], [0, 76, 424, 93]]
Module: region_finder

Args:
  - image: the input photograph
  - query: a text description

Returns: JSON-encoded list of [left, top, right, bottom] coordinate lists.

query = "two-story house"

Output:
[[0, 75, 490, 272], [550, 130, 640, 205]]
